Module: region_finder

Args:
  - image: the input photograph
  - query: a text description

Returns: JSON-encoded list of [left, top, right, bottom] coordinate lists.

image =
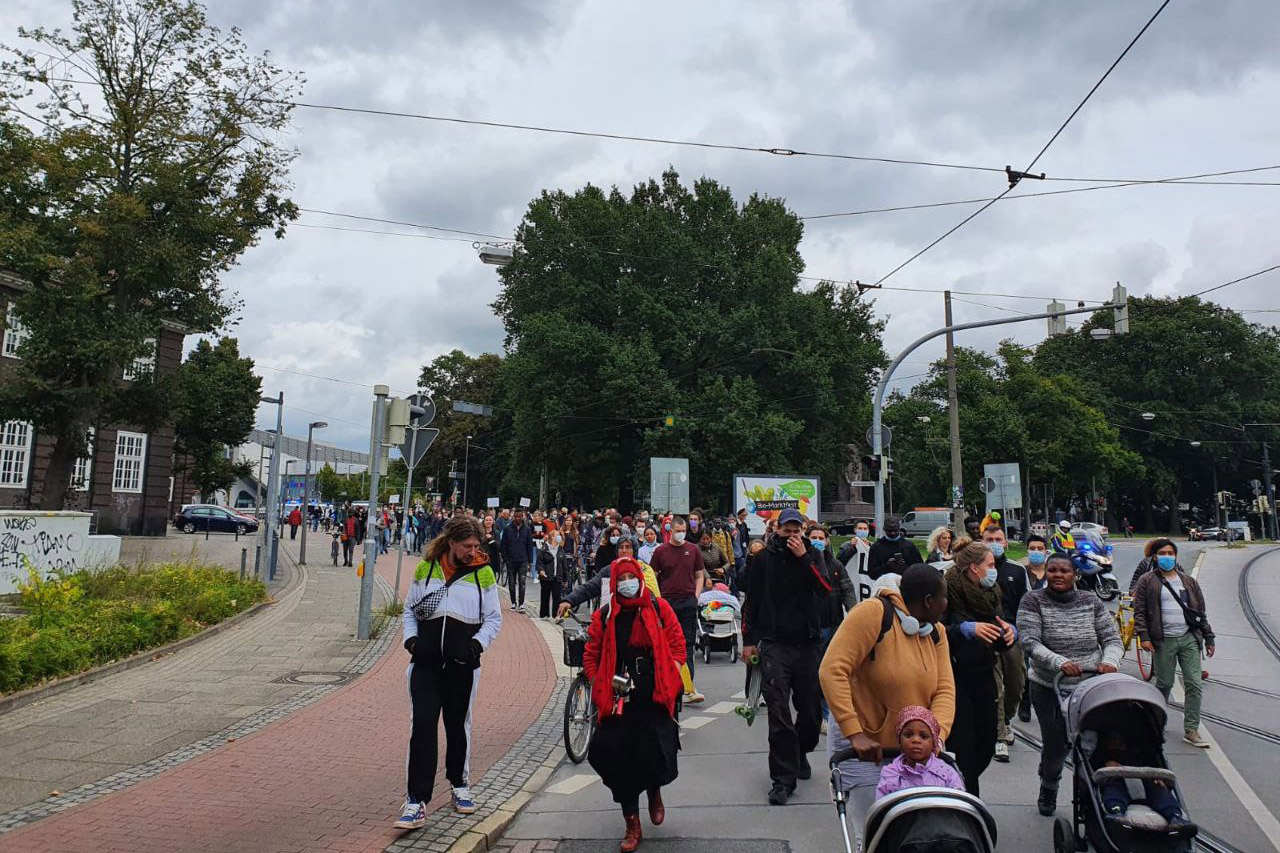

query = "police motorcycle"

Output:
[[1072, 528, 1119, 601]]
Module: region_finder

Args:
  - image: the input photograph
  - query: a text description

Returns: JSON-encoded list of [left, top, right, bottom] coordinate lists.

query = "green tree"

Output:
[[0, 0, 299, 509], [172, 338, 260, 500], [1035, 297, 1280, 532], [493, 170, 886, 510], [314, 463, 343, 502], [418, 350, 505, 507]]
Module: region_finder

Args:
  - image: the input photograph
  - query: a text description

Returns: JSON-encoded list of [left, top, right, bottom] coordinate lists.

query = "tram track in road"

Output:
[[1237, 545, 1280, 662], [1011, 728, 1246, 853]]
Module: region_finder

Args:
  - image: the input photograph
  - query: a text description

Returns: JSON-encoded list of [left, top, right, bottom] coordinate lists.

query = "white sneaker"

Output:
[[994, 741, 1010, 762], [1183, 730, 1211, 749], [683, 691, 705, 704]]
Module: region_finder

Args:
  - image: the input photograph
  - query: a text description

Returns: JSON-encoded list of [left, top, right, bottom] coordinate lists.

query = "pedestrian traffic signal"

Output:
[[863, 455, 893, 482]]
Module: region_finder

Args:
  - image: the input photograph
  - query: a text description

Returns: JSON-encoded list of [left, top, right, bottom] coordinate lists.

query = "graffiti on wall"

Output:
[[0, 514, 87, 576]]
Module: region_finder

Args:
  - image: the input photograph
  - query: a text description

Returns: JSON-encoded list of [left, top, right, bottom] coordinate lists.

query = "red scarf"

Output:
[[592, 559, 683, 719]]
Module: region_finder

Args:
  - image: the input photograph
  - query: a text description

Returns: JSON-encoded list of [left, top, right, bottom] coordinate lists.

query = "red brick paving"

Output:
[[0, 559, 556, 853]]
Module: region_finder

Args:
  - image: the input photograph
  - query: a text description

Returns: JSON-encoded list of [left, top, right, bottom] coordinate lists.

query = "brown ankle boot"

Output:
[[620, 813, 643, 852], [648, 789, 665, 826]]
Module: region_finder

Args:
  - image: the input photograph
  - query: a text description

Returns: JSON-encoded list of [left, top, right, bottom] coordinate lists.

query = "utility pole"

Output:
[[299, 421, 327, 565], [356, 385, 389, 640], [1264, 442, 1277, 540], [393, 425, 419, 604], [260, 393, 284, 582], [872, 300, 1124, 533], [944, 291, 964, 530]]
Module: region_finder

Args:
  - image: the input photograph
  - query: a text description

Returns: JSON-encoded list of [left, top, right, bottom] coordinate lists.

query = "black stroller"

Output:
[[829, 746, 997, 853], [1054, 671, 1198, 853]]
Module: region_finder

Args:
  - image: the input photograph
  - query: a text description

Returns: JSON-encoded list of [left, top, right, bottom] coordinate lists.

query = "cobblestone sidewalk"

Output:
[[0, 533, 371, 815]]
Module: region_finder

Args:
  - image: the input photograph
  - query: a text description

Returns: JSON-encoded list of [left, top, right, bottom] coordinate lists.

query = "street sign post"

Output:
[[392, 394, 436, 604]]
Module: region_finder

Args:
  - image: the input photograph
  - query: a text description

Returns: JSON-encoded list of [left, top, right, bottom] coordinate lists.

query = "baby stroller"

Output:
[[829, 746, 997, 853], [1054, 670, 1198, 853], [696, 586, 741, 663]]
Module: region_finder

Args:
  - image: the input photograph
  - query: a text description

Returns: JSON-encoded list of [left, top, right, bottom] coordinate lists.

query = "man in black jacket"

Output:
[[983, 523, 1025, 762], [741, 508, 832, 806], [500, 510, 533, 612], [866, 515, 918, 579]]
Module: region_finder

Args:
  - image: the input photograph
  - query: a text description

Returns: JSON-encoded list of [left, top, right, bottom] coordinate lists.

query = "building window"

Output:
[[72, 427, 95, 491], [122, 337, 157, 380], [0, 421, 33, 488], [3, 302, 28, 359], [112, 431, 147, 493]]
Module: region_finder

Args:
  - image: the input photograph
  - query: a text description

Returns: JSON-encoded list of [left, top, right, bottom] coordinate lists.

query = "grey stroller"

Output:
[[829, 746, 997, 853], [1054, 671, 1198, 853]]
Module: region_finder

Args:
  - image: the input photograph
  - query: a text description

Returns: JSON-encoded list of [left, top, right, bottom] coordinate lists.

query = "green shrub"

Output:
[[0, 561, 267, 694]]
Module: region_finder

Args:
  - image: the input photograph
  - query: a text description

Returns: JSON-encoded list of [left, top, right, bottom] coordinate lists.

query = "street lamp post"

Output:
[[299, 421, 327, 565], [463, 435, 472, 508], [260, 394, 284, 581]]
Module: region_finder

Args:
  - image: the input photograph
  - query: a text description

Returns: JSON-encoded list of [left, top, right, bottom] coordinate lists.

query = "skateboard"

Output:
[[735, 654, 763, 725]]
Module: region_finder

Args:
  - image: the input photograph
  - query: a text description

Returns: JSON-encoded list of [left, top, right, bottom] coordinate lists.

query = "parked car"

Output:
[[1189, 525, 1240, 542], [174, 504, 259, 535], [1071, 521, 1110, 539]]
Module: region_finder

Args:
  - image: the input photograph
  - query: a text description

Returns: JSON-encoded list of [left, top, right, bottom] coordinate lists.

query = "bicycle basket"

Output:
[[563, 628, 587, 667]]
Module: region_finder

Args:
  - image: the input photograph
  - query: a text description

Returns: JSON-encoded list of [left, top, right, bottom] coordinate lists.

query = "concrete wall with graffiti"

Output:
[[0, 511, 122, 595]]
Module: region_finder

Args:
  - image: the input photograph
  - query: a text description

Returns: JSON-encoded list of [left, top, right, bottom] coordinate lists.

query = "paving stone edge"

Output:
[[0, 567, 395, 835], [0, 551, 302, 717]]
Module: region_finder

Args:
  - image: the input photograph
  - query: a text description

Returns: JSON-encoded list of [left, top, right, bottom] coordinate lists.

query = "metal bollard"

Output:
[[240, 548, 247, 581], [254, 545, 262, 579]]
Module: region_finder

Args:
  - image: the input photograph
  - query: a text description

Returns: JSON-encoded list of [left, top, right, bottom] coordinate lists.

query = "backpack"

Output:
[[868, 596, 940, 661]]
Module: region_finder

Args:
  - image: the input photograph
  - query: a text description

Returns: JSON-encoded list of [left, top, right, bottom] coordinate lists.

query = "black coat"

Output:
[[537, 546, 575, 586], [501, 521, 533, 565], [867, 537, 920, 578], [994, 556, 1029, 624], [741, 536, 832, 645]]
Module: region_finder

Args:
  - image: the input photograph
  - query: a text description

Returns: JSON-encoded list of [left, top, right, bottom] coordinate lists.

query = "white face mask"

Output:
[[617, 578, 641, 598], [671, 531, 686, 544]]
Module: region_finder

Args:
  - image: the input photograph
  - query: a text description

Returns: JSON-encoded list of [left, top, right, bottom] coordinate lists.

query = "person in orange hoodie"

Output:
[[819, 564, 955, 846]]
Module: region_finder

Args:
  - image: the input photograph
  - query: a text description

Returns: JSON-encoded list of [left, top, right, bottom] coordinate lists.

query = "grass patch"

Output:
[[829, 536, 1027, 562], [0, 562, 267, 695], [369, 598, 404, 640]]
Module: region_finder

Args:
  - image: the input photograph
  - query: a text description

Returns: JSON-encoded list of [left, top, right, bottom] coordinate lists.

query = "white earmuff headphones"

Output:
[[895, 607, 934, 637]]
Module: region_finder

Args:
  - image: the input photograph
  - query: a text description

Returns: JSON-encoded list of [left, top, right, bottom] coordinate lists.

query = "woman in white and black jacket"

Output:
[[537, 531, 574, 618], [395, 517, 503, 831]]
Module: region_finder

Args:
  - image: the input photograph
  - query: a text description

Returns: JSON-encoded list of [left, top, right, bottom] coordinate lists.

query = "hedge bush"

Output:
[[0, 562, 267, 694]]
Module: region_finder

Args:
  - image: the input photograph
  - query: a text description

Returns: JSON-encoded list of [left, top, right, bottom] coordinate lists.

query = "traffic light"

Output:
[[863, 455, 881, 479]]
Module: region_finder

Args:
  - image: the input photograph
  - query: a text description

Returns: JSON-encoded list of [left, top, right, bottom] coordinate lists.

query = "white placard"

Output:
[[487, 497, 500, 508], [389, 494, 401, 505], [519, 497, 532, 508]]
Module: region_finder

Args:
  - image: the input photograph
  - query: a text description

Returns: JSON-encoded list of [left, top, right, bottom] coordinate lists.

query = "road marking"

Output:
[[1174, 547, 1280, 851], [680, 715, 715, 730], [544, 774, 598, 795], [705, 701, 739, 715]]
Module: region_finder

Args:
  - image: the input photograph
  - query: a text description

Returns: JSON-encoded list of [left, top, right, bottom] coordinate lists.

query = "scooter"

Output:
[[1072, 529, 1118, 601]]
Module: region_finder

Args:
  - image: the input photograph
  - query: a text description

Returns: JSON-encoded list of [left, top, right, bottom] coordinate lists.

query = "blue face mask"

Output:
[[989, 542, 1005, 559], [1027, 550, 1047, 566], [609, 536, 621, 545], [855, 529, 869, 539], [885, 532, 902, 541], [1157, 554, 1177, 571], [810, 539, 826, 552], [980, 567, 999, 588]]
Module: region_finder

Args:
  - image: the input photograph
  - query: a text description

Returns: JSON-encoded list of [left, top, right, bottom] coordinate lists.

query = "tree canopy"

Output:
[[173, 337, 260, 500], [0, 0, 299, 508], [490, 169, 886, 510]]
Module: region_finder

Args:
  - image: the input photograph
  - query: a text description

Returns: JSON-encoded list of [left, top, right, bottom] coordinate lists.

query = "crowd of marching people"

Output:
[[389, 500, 1214, 852]]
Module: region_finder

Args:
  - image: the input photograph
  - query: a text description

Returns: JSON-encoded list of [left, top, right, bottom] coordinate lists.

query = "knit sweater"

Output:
[[1017, 587, 1122, 689], [819, 588, 956, 748]]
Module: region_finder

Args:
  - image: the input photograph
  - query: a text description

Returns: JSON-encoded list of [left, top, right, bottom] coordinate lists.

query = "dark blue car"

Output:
[[173, 504, 259, 535]]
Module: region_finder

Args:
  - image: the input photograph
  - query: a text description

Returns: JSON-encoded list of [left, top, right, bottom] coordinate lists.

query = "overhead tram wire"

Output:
[[801, 164, 1280, 221], [870, 0, 1177, 287], [1191, 262, 1280, 297]]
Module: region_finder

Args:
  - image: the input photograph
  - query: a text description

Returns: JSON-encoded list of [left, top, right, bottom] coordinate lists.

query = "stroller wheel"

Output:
[[703, 642, 711, 664], [731, 642, 739, 664], [1053, 816, 1080, 853]]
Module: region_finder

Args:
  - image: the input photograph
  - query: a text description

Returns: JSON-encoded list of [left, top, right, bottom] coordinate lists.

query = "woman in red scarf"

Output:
[[582, 557, 686, 852]]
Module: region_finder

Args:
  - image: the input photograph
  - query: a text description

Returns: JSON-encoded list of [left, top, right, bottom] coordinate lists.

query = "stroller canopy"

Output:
[[863, 787, 997, 853], [1065, 673, 1168, 740]]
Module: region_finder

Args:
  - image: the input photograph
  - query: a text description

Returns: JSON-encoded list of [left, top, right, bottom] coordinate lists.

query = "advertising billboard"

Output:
[[733, 473, 821, 537]]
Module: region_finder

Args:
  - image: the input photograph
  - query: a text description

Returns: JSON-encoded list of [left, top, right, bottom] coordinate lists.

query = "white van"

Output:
[[899, 509, 952, 538]]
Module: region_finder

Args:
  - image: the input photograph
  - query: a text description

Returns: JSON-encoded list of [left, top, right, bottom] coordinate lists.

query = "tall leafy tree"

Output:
[[418, 350, 506, 506], [493, 170, 886, 510], [1035, 297, 1280, 531], [0, 0, 299, 509], [172, 337, 260, 500]]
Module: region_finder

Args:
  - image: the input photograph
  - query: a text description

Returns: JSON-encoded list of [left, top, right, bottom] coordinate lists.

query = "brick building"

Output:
[[0, 271, 187, 535]]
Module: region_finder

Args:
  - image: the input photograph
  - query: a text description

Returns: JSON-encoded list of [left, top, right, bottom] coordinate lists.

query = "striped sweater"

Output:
[[1017, 587, 1122, 688]]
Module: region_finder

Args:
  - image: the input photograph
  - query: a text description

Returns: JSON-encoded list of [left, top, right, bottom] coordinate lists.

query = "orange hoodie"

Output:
[[819, 588, 956, 748]]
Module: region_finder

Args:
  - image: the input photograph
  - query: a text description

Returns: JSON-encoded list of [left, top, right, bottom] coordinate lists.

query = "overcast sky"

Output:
[[5, 0, 1279, 453]]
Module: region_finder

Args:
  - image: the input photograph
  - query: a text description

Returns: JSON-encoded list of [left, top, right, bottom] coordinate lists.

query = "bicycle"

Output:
[[1114, 593, 1153, 681], [559, 611, 596, 763]]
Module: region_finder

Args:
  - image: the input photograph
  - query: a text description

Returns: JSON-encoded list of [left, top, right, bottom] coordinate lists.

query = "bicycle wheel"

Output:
[[564, 673, 595, 764], [1136, 643, 1154, 681]]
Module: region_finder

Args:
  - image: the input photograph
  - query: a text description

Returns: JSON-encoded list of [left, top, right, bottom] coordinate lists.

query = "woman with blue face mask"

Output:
[[943, 537, 1017, 796], [1132, 539, 1215, 749]]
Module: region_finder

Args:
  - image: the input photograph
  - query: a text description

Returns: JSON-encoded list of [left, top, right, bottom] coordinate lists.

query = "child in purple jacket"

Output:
[[875, 705, 966, 799]]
